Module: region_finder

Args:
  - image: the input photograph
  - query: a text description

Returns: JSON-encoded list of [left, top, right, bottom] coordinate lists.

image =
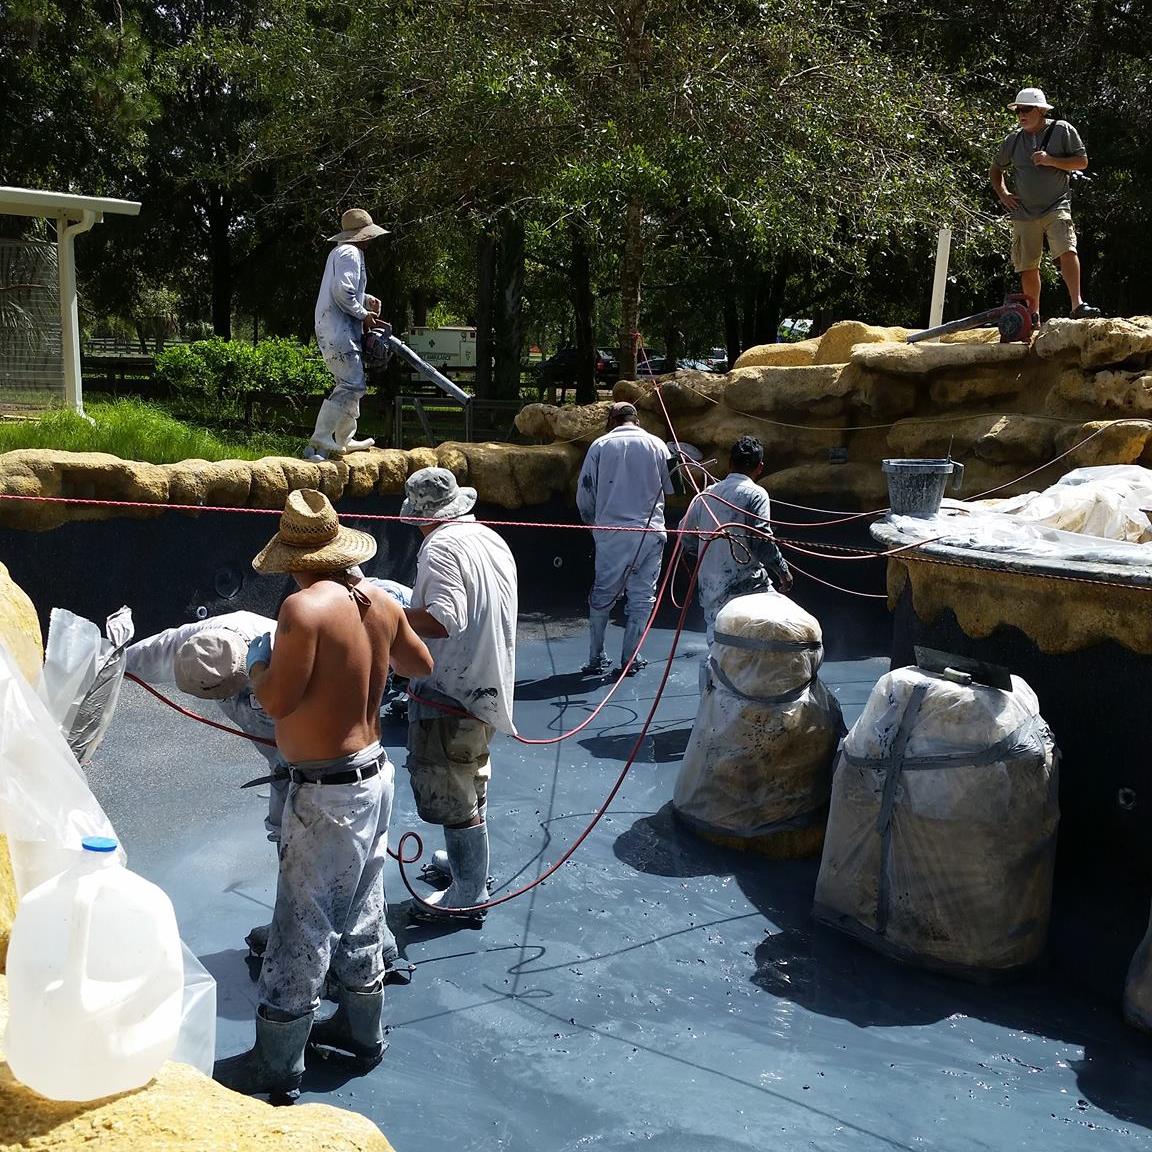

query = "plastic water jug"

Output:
[[4, 836, 184, 1101]]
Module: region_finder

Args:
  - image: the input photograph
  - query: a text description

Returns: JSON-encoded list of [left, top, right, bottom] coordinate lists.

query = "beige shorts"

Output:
[[1011, 210, 1077, 271], [406, 714, 493, 826]]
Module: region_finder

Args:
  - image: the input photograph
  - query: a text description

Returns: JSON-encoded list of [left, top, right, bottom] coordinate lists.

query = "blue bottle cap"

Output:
[[82, 836, 118, 853]]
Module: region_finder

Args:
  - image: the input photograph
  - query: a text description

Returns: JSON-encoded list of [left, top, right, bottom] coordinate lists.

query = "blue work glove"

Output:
[[246, 632, 273, 675]]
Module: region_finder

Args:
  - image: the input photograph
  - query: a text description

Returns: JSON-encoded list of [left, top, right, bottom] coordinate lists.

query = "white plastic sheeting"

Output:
[[882, 466, 1152, 567], [814, 665, 1059, 977], [38, 606, 134, 763], [674, 591, 843, 844], [0, 642, 216, 1074]]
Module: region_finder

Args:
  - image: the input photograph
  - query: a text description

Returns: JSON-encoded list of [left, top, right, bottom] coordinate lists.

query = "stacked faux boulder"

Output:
[[518, 315, 1152, 512], [673, 592, 844, 857], [813, 664, 1059, 978]]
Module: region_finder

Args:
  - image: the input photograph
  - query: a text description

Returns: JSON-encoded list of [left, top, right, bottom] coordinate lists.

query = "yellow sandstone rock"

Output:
[[732, 339, 819, 369], [1034, 316, 1152, 369], [814, 321, 908, 366], [0, 976, 394, 1152]]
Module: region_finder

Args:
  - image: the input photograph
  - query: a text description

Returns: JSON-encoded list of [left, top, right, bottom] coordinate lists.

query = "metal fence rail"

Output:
[[393, 394, 530, 449]]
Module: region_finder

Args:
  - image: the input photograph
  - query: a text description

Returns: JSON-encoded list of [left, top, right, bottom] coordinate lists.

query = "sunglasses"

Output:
[[1015, 107, 1040, 115]]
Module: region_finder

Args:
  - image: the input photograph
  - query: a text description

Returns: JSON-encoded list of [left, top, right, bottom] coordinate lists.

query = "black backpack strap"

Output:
[[1039, 121, 1057, 152]]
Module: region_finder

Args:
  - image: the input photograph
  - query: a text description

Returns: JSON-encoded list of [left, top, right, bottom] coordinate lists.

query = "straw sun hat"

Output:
[[252, 489, 377, 574], [327, 208, 389, 244]]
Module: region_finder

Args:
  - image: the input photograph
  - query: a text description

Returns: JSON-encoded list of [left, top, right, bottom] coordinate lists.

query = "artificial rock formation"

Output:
[[3, 317, 1152, 527]]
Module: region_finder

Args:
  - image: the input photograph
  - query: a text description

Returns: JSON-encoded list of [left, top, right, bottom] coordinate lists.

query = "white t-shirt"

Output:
[[577, 423, 675, 532], [409, 518, 518, 734]]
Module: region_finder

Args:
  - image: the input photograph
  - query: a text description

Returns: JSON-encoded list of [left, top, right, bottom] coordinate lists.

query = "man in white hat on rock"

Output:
[[990, 87, 1102, 323], [215, 489, 432, 1105], [306, 207, 391, 461], [400, 466, 518, 927]]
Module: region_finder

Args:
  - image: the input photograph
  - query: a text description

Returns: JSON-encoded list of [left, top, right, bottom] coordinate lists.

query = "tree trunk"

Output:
[[208, 189, 233, 340], [474, 227, 497, 399], [410, 287, 428, 328], [723, 281, 741, 369], [618, 197, 644, 379], [571, 220, 596, 405], [493, 213, 525, 402]]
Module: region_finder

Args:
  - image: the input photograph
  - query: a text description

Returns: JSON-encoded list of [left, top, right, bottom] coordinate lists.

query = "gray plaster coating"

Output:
[[86, 611, 1152, 1151]]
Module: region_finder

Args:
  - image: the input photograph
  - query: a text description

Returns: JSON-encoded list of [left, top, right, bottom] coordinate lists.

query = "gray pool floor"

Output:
[[89, 613, 1152, 1152]]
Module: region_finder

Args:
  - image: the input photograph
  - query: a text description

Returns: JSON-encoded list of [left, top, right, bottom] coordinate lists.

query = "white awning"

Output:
[[0, 186, 141, 220]]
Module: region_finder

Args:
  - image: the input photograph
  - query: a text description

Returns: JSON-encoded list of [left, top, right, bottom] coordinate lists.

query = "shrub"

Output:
[[155, 338, 330, 406]]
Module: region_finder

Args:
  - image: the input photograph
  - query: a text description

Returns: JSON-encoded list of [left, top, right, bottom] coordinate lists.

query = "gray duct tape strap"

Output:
[[675, 802, 828, 840], [707, 657, 814, 705], [847, 705, 1048, 937], [840, 716, 1047, 774], [713, 632, 823, 655]]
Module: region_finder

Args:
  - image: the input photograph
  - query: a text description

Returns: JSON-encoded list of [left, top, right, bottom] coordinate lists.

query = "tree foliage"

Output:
[[2, 0, 1148, 378]]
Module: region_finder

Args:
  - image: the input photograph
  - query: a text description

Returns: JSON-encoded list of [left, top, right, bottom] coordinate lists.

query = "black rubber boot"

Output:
[[308, 985, 387, 1072], [213, 1010, 313, 1105]]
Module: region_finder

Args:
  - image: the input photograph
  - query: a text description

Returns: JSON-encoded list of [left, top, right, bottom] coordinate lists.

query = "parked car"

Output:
[[536, 346, 620, 392], [635, 354, 669, 377]]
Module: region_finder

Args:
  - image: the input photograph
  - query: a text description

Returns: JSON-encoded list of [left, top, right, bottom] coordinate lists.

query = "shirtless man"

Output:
[[214, 489, 432, 1106]]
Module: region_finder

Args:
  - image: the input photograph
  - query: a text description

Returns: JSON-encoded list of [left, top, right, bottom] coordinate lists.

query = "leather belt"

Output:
[[289, 763, 381, 786]]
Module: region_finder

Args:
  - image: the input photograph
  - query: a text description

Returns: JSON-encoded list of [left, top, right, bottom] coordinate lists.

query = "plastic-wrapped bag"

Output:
[[38, 606, 134, 763], [813, 665, 1059, 978], [0, 640, 215, 1074], [673, 592, 843, 855]]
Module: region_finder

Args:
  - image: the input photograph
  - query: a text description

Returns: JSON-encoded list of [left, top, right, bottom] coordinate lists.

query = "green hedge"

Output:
[[155, 338, 330, 401]]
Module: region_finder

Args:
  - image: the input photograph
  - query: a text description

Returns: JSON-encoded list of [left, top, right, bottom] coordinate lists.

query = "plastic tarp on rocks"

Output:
[[673, 591, 843, 853], [813, 665, 1059, 978]]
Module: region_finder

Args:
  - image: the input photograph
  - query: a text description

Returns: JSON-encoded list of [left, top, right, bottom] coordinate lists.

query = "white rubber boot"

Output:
[[582, 608, 612, 674], [305, 397, 345, 459], [329, 389, 375, 454]]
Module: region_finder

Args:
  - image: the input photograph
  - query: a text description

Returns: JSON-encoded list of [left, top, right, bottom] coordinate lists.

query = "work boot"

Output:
[[308, 983, 387, 1072], [329, 389, 375, 453], [583, 608, 611, 673], [620, 611, 648, 671], [246, 923, 270, 958], [408, 823, 489, 925], [305, 397, 346, 459], [213, 1009, 313, 1106], [1069, 302, 1102, 320]]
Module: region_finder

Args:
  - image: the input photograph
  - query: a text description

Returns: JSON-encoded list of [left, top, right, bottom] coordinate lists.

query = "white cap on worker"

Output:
[[1008, 87, 1053, 110]]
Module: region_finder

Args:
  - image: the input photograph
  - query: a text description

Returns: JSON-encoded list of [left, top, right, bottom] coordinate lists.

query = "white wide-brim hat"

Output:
[[174, 628, 249, 700], [1008, 87, 1053, 110]]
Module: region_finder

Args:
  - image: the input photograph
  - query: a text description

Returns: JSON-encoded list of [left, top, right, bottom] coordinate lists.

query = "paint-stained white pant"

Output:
[[258, 745, 394, 1018], [589, 528, 665, 614]]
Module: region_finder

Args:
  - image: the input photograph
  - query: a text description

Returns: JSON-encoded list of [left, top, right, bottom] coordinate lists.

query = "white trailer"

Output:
[[403, 326, 477, 370]]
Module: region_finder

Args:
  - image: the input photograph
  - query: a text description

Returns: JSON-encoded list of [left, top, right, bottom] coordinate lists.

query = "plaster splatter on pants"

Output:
[[589, 529, 664, 614], [259, 744, 394, 1018]]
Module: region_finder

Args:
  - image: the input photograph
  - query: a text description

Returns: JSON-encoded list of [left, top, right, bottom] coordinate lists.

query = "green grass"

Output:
[[0, 399, 300, 463]]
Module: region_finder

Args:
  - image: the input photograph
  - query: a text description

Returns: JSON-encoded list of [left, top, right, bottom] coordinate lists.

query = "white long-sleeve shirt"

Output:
[[682, 473, 789, 625], [314, 243, 371, 387], [576, 423, 675, 532], [409, 519, 519, 734]]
